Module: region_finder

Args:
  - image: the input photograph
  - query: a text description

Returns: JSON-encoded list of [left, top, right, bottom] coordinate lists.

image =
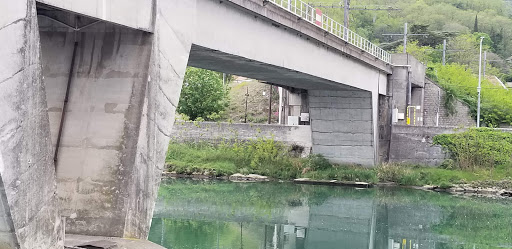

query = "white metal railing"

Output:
[[267, 0, 391, 64]]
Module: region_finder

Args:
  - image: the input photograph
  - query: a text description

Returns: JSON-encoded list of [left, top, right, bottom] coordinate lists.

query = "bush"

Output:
[[303, 165, 378, 183], [167, 138, 301, 179], [376, 163, 423, 185], [434, 128, 512, 170], [303, 154, 332, 171], [377, 163, 410, 183]]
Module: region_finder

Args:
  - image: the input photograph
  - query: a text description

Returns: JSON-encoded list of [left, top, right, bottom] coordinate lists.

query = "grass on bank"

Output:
[[166, 130, 512, 187]]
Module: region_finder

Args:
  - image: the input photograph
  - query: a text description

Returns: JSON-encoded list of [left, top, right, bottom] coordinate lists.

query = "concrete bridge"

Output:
[[0, 0, 416, 247]]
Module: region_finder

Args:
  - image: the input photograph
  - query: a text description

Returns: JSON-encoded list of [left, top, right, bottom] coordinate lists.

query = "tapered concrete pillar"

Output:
[[309, 89, 378, 166], [39, 0, 197, 239], [0, 0, 64, 248]]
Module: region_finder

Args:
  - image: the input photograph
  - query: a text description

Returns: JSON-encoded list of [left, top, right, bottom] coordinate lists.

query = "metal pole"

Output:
[[403, 23, 408, 53], [344, 0, 350, 28], [54, 41, 78, 166], [442, 39, 447, 66], [278, 87, 283, 125], [244, 87, 249, 123], [477, 37, 484, 128], [483, 51, 487, 78], [268, 84, 273, 124], [240, 222, 243, 249]]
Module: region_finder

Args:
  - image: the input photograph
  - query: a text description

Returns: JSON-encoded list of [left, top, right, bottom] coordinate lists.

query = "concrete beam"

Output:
[[191, 0, 389, 94], [36, 0, 154, 32], [227, 0, 392, 74]]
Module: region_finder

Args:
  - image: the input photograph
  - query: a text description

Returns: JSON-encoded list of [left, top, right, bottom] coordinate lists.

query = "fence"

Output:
[[267, 0, 391, 63]]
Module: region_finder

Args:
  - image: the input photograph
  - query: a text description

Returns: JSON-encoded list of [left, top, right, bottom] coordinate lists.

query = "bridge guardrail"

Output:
[[267, 0, 391, 64]]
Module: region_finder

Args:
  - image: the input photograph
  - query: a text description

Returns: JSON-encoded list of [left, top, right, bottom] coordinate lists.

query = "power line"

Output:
[[308, 1, 400, 28], [308, 3, 401, 11], [382, 23, 429, 53], [434, 83, 511, 90]]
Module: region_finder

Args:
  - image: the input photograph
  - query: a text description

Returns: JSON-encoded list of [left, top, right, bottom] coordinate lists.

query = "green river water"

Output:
[[148, 179, 512, 249]]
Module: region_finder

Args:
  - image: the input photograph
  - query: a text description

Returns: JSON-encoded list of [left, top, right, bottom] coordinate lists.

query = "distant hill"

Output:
[[310, 0, 512, 62]]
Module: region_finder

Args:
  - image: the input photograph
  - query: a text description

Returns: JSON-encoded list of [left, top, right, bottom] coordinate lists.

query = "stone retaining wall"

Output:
[[389, 125, 458, 166], [389, 125, 512, 166], [171, 121, 312, 155], [423, 78, 475, 127]]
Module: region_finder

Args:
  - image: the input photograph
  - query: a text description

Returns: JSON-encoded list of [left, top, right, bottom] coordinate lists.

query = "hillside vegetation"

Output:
[[314, 0, 512, 61], [310, 0, 512, 126]]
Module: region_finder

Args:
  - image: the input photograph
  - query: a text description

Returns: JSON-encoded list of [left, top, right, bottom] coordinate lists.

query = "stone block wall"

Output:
[[389, 125, 457, 166], [171, 121, 312, 155], [309, 90, 375, 165], [423, 78, 475, 127]]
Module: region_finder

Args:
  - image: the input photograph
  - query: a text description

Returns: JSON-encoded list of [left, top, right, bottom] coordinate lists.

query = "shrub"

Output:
[[376, 163, 420, 185], [303, 154, 332, 171], [167, 137, 302, 179], [434, 128, 512, 170]]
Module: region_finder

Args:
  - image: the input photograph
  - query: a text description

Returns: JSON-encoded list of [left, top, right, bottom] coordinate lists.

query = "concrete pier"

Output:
[[310, 90, 377, 165], [0, 0, 63, 248]]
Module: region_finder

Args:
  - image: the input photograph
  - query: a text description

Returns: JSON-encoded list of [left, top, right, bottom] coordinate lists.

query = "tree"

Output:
[[473, 14, 478, 33], [177, 67, 229, 121]]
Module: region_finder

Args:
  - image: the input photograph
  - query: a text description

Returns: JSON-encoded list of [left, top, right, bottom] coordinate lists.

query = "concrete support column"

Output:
[[309, 89, 376, 166], [0, 0, 63, 248], [40, 0, 197, 239], [123, 0, 197, 238]]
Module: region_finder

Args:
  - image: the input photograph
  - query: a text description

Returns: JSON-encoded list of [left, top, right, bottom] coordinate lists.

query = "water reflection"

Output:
[[148, 179, 512, 249]]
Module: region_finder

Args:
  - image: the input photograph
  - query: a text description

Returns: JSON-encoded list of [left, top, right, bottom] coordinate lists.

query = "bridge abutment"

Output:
[[39, 0, 196, 239]]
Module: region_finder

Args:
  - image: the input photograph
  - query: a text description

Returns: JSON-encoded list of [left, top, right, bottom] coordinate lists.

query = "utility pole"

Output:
[[268, 84, 273, 124], [442, 39, 447, 66], [403, 22, 408, 53], [426, 40, 465, 65], [477, 37, 484, 128], [244, 87, 249, 123], [344, 0, 350, 28], [382, 23, 428, 53]]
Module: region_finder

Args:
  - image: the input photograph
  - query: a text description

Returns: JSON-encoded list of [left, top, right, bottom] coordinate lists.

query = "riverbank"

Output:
[[165, 141, 512, 197]]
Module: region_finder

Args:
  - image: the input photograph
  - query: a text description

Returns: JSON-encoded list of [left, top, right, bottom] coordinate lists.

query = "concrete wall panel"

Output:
[[310, 90, 376, 165], [40, 20, 153, 238]]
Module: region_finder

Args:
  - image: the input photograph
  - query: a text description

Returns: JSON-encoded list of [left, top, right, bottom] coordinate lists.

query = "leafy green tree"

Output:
[[177, 67, 229, 121]]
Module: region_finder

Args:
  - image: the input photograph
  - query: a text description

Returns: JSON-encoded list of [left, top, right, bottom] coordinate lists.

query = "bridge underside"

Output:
[[188, 45, 378, 165], [189, 45, 355, 91], [0, 0, 386, 247]]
